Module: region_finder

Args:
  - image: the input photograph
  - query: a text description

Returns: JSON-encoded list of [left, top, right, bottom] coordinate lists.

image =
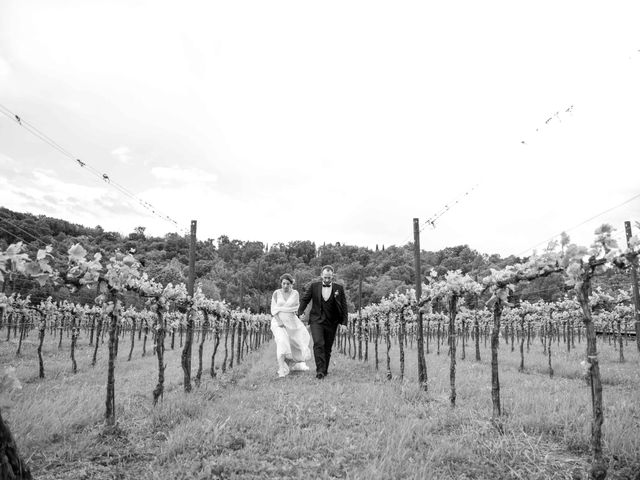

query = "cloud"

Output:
[[111, 146, 132, 164], [2, 1, 639, 256], [151, 165, 218, 185], [0, 166, 173, 235]]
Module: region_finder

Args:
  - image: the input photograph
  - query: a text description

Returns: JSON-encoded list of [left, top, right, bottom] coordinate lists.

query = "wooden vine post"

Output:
[[152, 305, 166, 405], [489, 294, 504, 420], [624, 221, 640, 353], [210, 313, 221, 378], [104, 282, 120, 426], [358, 274, 363, 361], [573, 257, 607, 480], [181, 220, 197, 393], [448, 294, 458, 406], [413, 218, 428, 391], [385, 310, 392, 380]]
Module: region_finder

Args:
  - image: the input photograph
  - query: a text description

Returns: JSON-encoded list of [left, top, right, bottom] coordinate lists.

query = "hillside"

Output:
[[0, 206, 621, 309]]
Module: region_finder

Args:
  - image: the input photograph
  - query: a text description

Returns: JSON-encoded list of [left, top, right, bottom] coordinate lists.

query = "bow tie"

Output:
[[322, 283, 332, 288]]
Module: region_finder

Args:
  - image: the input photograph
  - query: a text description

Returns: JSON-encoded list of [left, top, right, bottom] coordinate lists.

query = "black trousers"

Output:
[[309, 322, 338, 374]]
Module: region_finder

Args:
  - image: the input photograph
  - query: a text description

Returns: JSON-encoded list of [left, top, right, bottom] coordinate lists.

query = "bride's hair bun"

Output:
[[280, 273, 295, 284]]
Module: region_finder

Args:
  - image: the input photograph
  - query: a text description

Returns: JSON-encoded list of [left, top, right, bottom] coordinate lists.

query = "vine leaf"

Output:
[[68, 244, 88, 262]]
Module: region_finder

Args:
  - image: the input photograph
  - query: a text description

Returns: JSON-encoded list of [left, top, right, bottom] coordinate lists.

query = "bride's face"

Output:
[[281, 279, 292, 292]]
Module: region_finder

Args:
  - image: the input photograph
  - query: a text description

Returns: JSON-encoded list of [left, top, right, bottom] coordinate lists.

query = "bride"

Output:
[[270, 273, 311, 377]]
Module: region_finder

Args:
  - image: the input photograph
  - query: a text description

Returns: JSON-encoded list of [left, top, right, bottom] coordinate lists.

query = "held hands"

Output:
[[273, 315, 285, 328]]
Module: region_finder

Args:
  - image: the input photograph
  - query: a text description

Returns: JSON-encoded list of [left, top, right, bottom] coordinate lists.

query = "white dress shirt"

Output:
[[322, 283, 332, 301]]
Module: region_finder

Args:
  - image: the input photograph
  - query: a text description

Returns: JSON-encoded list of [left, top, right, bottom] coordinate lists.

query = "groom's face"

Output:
[[321, 270, 333, 284]]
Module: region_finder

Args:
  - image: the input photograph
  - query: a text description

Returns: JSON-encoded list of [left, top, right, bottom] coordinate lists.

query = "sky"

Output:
[[1, 0, 639, 257]]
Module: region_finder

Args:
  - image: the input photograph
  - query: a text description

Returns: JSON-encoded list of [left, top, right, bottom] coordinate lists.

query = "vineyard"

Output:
[[1, 223, 640, 479], [1, 293, 271, 397]]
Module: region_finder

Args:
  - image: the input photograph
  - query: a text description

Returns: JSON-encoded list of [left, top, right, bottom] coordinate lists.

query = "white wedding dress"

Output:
[[270, 289, 311, 377]]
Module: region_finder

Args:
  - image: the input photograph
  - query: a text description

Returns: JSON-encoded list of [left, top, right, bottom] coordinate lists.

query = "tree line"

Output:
[[0, 207, 629, 311]]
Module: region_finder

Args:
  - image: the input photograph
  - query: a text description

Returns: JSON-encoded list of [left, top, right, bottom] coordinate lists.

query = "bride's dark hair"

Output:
[[280, 273, 295, 284]]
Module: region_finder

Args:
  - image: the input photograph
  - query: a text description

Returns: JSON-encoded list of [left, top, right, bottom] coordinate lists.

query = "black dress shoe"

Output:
[[315, 373, 325, 379]]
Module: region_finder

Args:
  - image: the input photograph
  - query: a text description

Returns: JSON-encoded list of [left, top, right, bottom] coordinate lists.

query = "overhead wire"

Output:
[[399, 184, 479, 246], [420, 184, 479, 233], [401, 104, 573, 248], [519, 104, 574, 146], [515, 191, 640, 257], [0, 217, 50, 248], [0, 103, 186, 233], [515, 99, 639, 256], [0, 225, 30, 244], [415, 99, 631, 256]]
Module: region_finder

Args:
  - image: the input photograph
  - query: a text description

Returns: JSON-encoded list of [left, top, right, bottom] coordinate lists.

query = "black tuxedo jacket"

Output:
[[298, 281, 348, 326]]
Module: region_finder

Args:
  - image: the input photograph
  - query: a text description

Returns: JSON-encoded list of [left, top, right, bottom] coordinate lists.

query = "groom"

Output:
[[298, 265, 348, 379]]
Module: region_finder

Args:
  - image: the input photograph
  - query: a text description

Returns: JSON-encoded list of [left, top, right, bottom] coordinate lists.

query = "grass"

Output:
[[1, 329, 639, 479]]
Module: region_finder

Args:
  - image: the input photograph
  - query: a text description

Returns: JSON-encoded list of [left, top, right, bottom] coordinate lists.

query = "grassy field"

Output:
[[1, 329, 639, 480]]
